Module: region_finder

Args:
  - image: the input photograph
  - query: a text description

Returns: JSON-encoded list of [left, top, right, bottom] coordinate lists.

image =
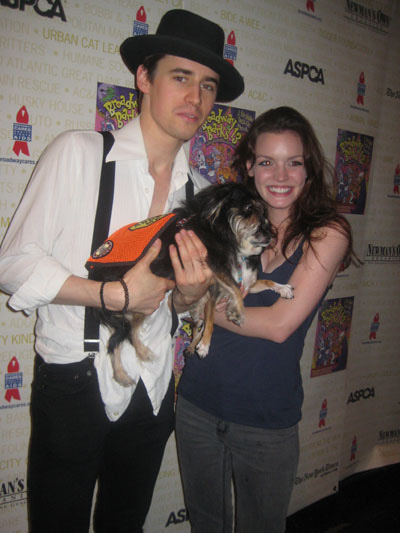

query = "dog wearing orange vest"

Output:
[[87, 182, 294, 387]]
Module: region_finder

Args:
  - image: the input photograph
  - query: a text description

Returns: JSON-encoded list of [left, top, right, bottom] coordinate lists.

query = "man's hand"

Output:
[[169, 229, 213, 313], [120, 239, 175, 314]]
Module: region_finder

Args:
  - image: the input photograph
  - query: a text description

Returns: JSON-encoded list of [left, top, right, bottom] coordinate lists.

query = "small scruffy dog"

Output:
[[88, 182, 294, 386]]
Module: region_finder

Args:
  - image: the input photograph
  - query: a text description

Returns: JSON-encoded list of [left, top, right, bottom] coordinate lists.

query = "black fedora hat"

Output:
[[120, 9, 244, 103]]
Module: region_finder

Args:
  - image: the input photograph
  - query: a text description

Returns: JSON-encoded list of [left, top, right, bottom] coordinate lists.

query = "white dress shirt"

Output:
[[0, 117, 208, 420]]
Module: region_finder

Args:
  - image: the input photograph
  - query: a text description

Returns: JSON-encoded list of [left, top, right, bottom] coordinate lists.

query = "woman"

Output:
[[175, 107, 355, 533]]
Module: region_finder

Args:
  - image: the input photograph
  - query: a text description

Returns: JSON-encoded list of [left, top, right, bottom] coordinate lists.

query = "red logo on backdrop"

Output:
[[306, 0, 315, 12], [133, 6, 148, 35], [357, 72, 366, 105], [350, 435, 357, 460], [224, 31, 237, 65], [4, 357, 23, 403], [13, 106, 32, 157], [319, 398, 328, 427], [393, 164, 400, 194], [369, 312, 380, 340]]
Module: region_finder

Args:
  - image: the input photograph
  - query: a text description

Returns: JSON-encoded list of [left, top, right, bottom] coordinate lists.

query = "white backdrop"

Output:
[[0, 1, 399, 531]]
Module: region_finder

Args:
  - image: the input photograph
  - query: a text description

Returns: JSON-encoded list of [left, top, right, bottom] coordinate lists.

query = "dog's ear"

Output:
[[203, 200, 224, 224], [201, 185, 233, 225]]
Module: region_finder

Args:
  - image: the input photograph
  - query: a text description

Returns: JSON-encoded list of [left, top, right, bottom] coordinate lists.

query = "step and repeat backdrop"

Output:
[[1, 1, 399, 531]]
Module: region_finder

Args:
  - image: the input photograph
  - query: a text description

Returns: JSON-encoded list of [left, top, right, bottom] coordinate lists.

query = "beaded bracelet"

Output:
[[118, 279, 129, 314], [99, 279, 129, 314]]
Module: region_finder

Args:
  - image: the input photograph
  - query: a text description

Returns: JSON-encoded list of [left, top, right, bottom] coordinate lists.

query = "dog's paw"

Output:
[[195, 341, 210, 358], [113, 370, 136, 388], [278, 284, 294, 299], [226, 308, 245, 326]]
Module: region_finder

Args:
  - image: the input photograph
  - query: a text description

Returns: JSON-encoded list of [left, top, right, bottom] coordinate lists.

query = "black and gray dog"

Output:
[[89, 182, 294, 386]]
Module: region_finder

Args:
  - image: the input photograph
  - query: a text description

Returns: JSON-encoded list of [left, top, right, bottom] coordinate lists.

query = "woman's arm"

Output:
[[214, 226, 349, 342]]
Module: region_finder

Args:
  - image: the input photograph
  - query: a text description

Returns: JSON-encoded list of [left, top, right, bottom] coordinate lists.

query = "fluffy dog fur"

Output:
[[95, 182, 294, 386]]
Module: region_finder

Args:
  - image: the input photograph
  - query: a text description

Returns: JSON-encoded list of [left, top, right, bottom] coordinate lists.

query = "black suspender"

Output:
[[83, 131, 115, 353], [83, 131, 195, 352]]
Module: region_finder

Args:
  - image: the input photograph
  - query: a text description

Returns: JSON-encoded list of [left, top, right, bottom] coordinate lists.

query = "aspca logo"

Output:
[[4, 357, 23, 403], [347, 387, 375, 404], [133, 6, 148, 36], [357, 72, 366, 105], [0, 0, 66, 22], [284, 59, 325, 84], [224, 31, 237, 65], [165, 508, 189, 527], [319, 398, 328, 428]]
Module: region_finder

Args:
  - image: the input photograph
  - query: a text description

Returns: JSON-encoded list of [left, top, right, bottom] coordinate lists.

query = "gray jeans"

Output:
[[175, 396, 299, 533]]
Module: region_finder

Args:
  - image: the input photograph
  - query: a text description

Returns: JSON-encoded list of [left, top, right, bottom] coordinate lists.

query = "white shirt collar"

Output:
[[106, 116, 190, 192]]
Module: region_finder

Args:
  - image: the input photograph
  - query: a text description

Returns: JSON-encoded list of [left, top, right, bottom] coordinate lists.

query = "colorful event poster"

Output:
[[333, 129, 374, 214], [95, 82, 139, 131], [189, 104, 256, 184], [311, 297, 354, 378], [173, 104, 256, 388]]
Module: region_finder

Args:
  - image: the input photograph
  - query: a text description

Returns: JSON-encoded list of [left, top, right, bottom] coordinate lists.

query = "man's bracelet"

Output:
[[119, 279, 129, 314], [99, 280, 129, 313]]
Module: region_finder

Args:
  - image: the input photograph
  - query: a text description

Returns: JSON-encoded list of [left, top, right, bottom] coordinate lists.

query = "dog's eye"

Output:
[[243, 203, 252, 214]]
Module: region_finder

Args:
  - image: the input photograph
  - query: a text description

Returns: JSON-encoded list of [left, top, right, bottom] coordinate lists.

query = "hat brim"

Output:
[[120, 35, 244, 103]]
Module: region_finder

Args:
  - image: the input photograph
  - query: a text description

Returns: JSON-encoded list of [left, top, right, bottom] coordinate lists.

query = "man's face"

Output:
[[139, 54, 219, 143]]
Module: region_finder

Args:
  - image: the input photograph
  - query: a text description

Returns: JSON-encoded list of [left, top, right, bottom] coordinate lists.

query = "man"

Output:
[[0, 9, 244, 533]]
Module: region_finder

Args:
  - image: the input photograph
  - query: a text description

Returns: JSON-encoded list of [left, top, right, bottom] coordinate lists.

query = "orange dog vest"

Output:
[[86, 213, 178, 270]]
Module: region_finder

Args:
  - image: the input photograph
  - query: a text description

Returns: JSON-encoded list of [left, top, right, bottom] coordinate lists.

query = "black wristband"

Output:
[[119, 279, 129, 314]]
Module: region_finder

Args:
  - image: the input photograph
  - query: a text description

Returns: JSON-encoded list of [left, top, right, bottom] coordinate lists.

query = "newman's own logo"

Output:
[[284, 59, 324, 84], [365, 243, 400, 264], [344, 0, 390, 34]]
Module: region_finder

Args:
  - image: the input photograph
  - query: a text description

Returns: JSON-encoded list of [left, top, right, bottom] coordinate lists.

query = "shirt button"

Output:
[[144, 188, 150, 194], [86, 370, 92, 376], [114, 412, 119, 417]]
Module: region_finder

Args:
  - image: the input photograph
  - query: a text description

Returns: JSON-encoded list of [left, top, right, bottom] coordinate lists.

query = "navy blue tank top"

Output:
[[178, 240, 325, 429]]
